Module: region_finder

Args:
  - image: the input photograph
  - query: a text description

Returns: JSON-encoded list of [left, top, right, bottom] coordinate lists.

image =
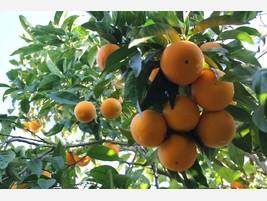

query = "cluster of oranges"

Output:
[[127, 40, 235, 172]]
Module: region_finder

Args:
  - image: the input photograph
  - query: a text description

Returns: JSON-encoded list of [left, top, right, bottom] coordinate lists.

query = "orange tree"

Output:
[[0, 11, 267, 189]]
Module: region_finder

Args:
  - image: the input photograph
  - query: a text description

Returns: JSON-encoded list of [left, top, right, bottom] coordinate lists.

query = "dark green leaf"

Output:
[[19, 15, 31, 33], [93, 78, 112, 98], [0, 150, 16, 170], [0, 83, 10, 88], [38, 74, 61, 91], [62, 15, 79, 31], [188, 160, 208, 187], [47, 91, 80, 105], [20, 99, 30, 114], [50, 156, 64, 170], [258, 130, 267, 157], [46, 55, 64, 78], [252, 105, 267, 132], [129, 52, 142, 77], [87, 46, 98, 67], [6, 69, 19, 81], [27, 159, 43, 176], [252, 69, 267, 94], [38, 178, 56, 189], [232, 133, 252, 153], [54, 11, 64, 25], [104, 46, 137, 74], [10, 44, 43, 56], [45, 123, 64, 136], [226, 105, 251, 123]]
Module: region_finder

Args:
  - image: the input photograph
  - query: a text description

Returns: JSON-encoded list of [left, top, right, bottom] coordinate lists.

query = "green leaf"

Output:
[[104, 46, 137, 74], [88, 11, 105, 21], [61, 167, 76, 188], [6, 69, 19, 81], [45, 123, 64, 136], [37, 178, 56, 189], [0, 150, 16, 170], [46, 54, 64, 78], [214, 164, 242, 183], [54, 11, 64, 25], [114, 175, 132, 188], [86, 145, 119, 161], [219, 29, 253, 44], [93, 77, 112, 98], [252, 105, 267, 133], [230, 49, 261, 66], [193, 12, 258, 34], [226, 105, 252, 123], [47, 91, 80, 105], [27, 159, 43, 176], [62, 15, 79, 31], [228, 143, 244, 167], [38, 74, 61, 91], [20, 99, 30, 114], [10, 44, 43, 56], [0, 83, 10, 88], [88, 165, 118, 188], [232, 133, 252, 153], [19, 15, 31, 33], [87, 46, 98, 67], [252, 69, 267, 94]]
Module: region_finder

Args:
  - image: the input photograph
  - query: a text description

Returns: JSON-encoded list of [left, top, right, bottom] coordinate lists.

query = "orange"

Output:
[[158, 134, 197, 172], [100, 98, 122, 119], [130, 110, 167, 147], [149, 68, 160, 82], [200, 42, 222, 51], [163, 96, 200, 132], [10, 182, 28, 189], [192, 69, 234, 111], [42, 170, 52, 178], [231, 181, 246, 189], [74, 101, 96, 123], [105, 143, 120, 154], [28, 119, 42, 133], [66, 151, 76, 166], [96, 44, 120, 71], [73, 155, 91, 167], [160, 40, 204, 85], [197, 110, 236, 148]]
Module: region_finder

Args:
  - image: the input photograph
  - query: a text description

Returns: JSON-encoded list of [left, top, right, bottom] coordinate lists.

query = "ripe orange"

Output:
[[231, 181, 246, 189], [100, 98, 122, 119], [149, 68, 160, 82], [163, 96, 200, 132], [10, 182, 28, 189], [160, 40, 204, 85], [192, 69, 234, 111], [130, 110, 167, 147], [105, 143, 120, 154], [200, 42, 222, 51], [66, 151, 76, 166], [73, 155, 91, 167], [197, 110, 236, 148], [96, 44, 120, 71], [74, 101, 96, 123], [158, 134, 197, 172]]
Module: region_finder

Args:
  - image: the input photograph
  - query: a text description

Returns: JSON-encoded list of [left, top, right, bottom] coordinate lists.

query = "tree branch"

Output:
[[245, 153, 267, 175], [66, 139, 129, 148]]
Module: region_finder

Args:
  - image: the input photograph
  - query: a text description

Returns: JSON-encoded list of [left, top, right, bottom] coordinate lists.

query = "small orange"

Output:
[[96, 44, 120, 71], [42, 170, 52, 178], [231, 181, 246, 189], [158, 134, 197, 172], [197, 110, 236, 148], [160, 40, 204, 85], [130, 110, 167, 147], [66, 151, 76, 166], [73, 155, 91, 167], [100, 98, 122, 119], [163, 96, 200, 132], [74, 101, 96, 123]]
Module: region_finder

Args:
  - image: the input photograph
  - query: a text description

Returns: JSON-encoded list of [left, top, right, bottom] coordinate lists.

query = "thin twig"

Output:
[[66, 139, 129, 148], [151, 163, 159, 189], [245, 153, 267, 175]]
